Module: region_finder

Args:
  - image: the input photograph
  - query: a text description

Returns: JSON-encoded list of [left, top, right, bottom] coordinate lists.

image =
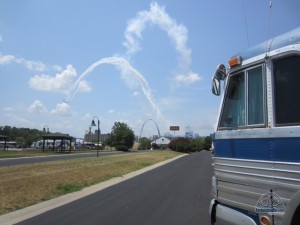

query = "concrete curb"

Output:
[[0, 154, 187, 225]]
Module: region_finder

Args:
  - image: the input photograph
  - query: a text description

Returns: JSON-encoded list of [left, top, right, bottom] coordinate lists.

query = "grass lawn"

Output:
[[0, 149, 58, 159], [0, 150, 182, 215], [0, 149, 116, 159]]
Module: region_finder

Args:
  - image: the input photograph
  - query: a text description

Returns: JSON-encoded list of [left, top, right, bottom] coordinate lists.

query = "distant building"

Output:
[[185, 125, 194, 139], [151, 136, 170, 148], [84, 130, 110, 143], [152, 135, 159, 141]]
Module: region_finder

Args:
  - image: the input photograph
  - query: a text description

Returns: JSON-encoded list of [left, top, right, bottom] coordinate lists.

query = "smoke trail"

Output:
[[123, 2, 200, 86], [64, 56, 162, 118]]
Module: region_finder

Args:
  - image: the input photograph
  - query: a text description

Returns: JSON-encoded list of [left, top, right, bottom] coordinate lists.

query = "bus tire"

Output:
[[291, 205, 300, 225]]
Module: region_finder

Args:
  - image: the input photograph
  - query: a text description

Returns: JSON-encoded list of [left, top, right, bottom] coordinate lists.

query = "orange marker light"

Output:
[[260, 216, 270, 225], [228, 56, 241, 68]]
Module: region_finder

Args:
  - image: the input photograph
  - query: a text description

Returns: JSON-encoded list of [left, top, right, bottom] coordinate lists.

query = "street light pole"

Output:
[[43, 125, 50, 151], [91, 116, 100, 157], [43, 125, 49, 133]]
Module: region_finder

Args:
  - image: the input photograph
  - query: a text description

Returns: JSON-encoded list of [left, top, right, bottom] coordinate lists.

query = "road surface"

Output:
[[16, 151, 213, 225], [0, 151, 126, 167]]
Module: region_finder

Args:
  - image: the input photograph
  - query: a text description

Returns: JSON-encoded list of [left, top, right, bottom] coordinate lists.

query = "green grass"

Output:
[[57, 183, 85, 194], [0, 149, 57, 158], [0, 148, 117, 159]]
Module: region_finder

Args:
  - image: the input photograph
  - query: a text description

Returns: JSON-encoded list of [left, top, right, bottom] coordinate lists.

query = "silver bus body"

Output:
[[210, 27, 300, 225]]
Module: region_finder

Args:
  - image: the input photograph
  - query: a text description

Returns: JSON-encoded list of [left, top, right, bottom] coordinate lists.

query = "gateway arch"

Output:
[[139, 119, 161, 140]]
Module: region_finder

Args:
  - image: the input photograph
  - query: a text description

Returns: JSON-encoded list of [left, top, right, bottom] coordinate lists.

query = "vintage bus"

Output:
[[210, 27, 300, 225]]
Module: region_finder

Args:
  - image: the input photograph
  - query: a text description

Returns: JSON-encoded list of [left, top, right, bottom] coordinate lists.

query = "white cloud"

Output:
[[52, 65, 63, 72], [2, 107, 32, 127], [107, 109, 115, 114], [2, 106, 15, 113], [81, 113, 92, 121], [9, 115, 31, 126], [0, 55, 15, 65], [159, 97, 186, 109], [51, 102, 74, 117], [175, 71, 202, 86], [132, 91, 140, 96], [28, 100, 48, 113], [123, 2, 200, 86], [0, 54, 63, 72], [29, 64, 91, 93], [17, 58, 47, 72], [0, 54, 48, 71], [2, 107, 17, 122]]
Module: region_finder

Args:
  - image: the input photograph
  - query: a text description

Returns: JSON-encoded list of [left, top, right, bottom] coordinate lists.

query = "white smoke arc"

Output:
[[123, 2, 200, 85], [64, 56, 162, 119]]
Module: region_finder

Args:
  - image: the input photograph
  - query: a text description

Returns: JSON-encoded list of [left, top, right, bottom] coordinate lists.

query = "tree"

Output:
[[103, 133, 112, 146], [191, 138, 204, 152], [0, 125, 44, 147], [16, 137, 26, 148], [110, 122, 135, 151], [138, 137, 151, 150], [203, 136, 212, 150]]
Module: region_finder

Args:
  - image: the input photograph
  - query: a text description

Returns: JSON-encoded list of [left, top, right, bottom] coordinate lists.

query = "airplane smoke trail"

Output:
[[123, 2, 200, 86], [64, 56, 162, 119], [64, 2, 198, 120]]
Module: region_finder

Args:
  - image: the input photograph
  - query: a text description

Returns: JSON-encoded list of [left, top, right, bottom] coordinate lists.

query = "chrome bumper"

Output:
[[209, 200, 257, 225]]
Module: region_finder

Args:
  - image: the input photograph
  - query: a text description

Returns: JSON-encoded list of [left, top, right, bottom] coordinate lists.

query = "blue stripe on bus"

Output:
[[214, 138, 300, 162]]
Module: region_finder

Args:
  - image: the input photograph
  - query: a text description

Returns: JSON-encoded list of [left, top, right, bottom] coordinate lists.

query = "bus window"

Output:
[[274, 56, 300, 125], [219, 72, 245, 128], [219, 65, 265, 129], [248, 66, 264, 125]]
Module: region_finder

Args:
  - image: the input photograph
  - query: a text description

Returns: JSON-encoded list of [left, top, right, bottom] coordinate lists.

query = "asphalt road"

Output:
[[16, 151, 213, 225], [0, 151, 126, 167]]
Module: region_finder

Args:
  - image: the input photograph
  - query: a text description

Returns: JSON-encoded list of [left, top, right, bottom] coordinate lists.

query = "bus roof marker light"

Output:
[[228, 56, 241, 68]]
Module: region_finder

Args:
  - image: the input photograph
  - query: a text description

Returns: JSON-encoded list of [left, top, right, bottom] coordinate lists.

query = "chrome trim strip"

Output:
[[216, 168, 300, 183], [215, 162, 300, 175], [215, 126, 300, 139], [214, 156, 300, 166], [213, 157, 300, 214]]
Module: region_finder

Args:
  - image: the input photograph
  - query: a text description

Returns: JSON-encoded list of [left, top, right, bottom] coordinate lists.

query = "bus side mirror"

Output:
[[212, 64, 226, 96], [212, 78, 221, 96]]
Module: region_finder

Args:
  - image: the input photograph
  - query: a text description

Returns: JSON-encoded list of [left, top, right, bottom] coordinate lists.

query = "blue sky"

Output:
[[0, 0, 299, 138]]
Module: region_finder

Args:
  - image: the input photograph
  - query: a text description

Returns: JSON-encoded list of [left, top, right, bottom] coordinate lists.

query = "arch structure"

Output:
[[139, 119, 161, 140]]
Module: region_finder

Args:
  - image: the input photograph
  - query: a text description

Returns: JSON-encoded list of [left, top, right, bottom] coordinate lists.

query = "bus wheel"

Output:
[[291, 205, 300, 225]]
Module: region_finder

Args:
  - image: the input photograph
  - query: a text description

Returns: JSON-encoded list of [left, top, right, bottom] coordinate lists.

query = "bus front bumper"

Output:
[[209, 199, 258, 225]]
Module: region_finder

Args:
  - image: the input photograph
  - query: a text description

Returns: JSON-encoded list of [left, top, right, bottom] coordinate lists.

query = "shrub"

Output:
[[151, 143, 159, 150], [168, 138, 192, 153]]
